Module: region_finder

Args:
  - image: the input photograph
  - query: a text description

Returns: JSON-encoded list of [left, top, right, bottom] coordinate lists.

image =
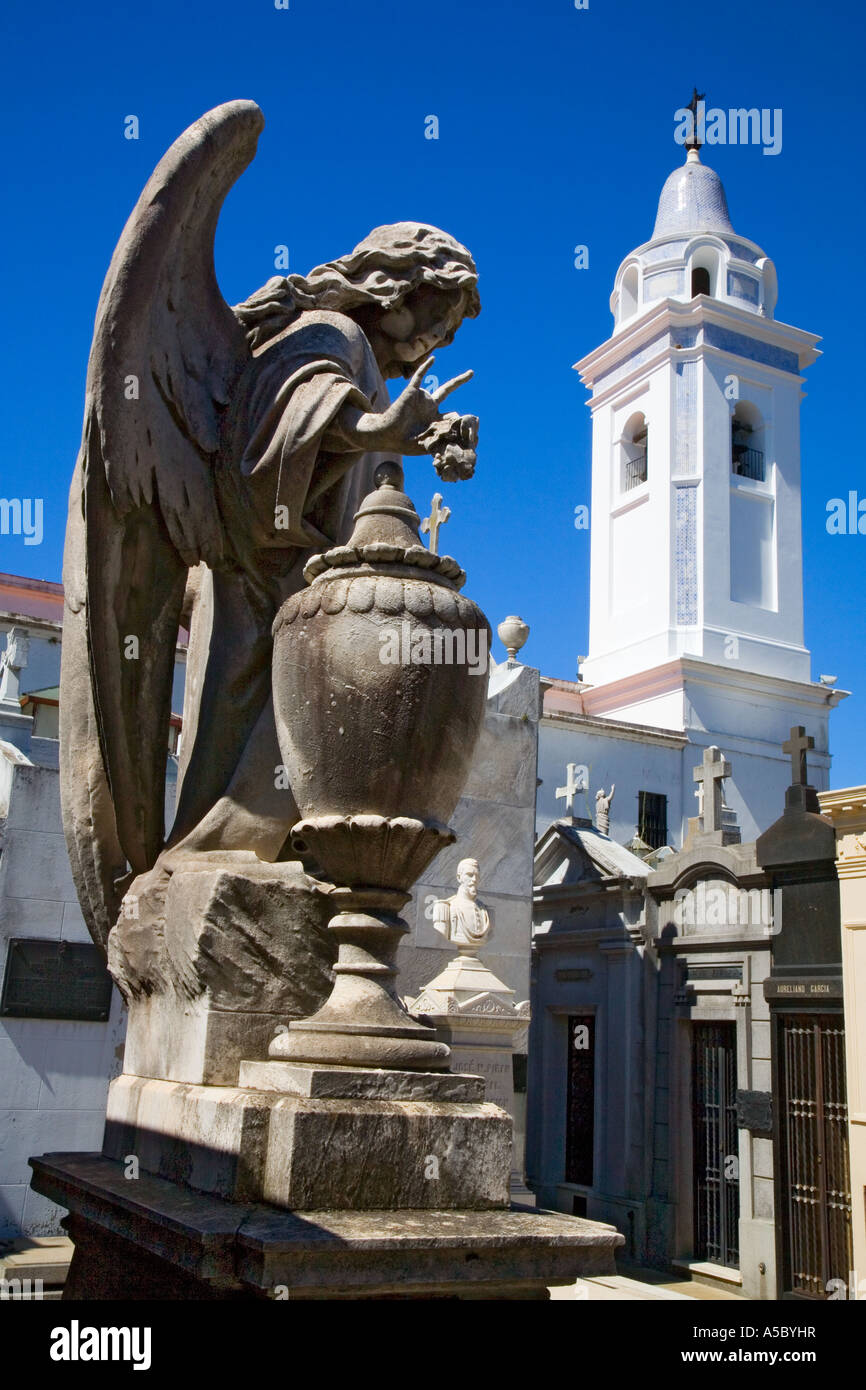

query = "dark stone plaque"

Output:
[[1, 939, 113, 1021], [555, 968, 593, 982], [736, 1089, 773, 1136]]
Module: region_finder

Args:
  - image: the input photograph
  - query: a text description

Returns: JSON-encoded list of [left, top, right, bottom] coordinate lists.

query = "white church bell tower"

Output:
[[579, 141, 819, 692], [566, 117, 845, 838]]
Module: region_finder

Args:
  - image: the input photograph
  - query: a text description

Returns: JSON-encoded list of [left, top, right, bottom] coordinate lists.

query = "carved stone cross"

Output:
[[693, 745, 730, 834], [782, 725, 814, 787], [420, 492, 451, 556], [556, 762, 585, 816]]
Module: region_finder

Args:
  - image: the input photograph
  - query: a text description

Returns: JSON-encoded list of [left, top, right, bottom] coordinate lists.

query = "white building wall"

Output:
[[700, 354, 809, 678], [586, 359, 677, 688], [0, 748, 125, 1238], [540, 666, 840, 852], [404, 660, 540, 1003], [537, 716, 686, 847]]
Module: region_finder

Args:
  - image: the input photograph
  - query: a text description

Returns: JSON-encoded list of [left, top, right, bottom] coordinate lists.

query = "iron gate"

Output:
[[779, 1014, 852, 1298], [692, 1022, 740, 1267]]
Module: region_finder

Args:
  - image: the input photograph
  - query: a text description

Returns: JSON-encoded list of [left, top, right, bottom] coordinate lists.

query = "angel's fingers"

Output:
[[409, 356, 435, 389], [432, 369, 474, 403]]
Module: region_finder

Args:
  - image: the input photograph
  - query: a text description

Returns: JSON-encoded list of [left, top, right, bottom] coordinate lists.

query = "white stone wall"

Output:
[[538, 715, 686, 848], [0, 749, 125, 1238], [701, 355, 808, 679], [579, 302, 818, 692], [583, 359, 674, 688], [400, 659, 540, 1005], [540, 666, 839, 852]]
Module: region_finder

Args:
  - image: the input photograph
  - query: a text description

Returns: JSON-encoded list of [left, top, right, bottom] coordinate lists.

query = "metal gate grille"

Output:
[[780, 1014, 852, 1297], [692, 1022, 740, 1267]]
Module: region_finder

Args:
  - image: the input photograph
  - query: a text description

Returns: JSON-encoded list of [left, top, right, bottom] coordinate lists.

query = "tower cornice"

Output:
[[574, 297, 821, 392]]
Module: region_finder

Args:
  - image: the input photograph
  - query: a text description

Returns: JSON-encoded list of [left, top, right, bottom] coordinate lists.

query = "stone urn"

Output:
[[497, 614, 529, 661], [269, 461, 490, 1070]]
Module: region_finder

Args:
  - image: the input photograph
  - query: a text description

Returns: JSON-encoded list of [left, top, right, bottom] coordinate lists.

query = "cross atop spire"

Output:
[[782, 725, 814, 787], [685, 86, 706, 152]]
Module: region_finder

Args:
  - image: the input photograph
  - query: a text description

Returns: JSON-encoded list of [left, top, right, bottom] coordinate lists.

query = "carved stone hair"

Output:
[[234, 221, 480, 357], [457, 858, 480, 878]]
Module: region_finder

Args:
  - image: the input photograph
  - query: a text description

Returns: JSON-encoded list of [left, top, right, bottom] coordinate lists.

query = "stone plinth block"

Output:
[[120, 861, 335, 1087], [103, 1075, 272, 1203], [262, 1094, 509, 1211], [102, 1071, 511, 1210], [29, 1152, 624, 1300], [238, 1059, 484, 1102]]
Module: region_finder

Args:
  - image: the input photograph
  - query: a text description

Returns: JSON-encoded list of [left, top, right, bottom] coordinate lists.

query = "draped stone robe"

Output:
[[166, 309, 389, 863]]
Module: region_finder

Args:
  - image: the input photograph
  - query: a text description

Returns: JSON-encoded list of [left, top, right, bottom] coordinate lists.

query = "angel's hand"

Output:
[[347, 356, 474, 455]]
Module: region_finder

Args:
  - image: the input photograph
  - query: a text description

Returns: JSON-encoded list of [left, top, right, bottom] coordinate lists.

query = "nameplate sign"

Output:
[[763, 976, 843, 1002], [1, 939, 113, 1021], [685, 964, 742, 983]]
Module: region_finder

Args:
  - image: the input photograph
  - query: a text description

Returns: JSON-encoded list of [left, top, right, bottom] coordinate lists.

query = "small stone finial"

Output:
[[782, 725, 814, 788], [497, 615, 529, 661], [420, 492, 451, 556], [595, 784, 615, 835], [372, 459, 405, 491]]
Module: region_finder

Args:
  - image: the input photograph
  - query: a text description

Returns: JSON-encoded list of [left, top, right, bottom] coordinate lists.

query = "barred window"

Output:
[[638, 790, 667, 849]]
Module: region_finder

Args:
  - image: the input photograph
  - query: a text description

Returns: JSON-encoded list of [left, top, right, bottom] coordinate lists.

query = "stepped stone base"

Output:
[[30, 1153, 624, 1301]]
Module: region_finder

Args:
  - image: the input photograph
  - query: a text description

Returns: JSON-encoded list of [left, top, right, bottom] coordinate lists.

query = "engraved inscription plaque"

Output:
[[1, 939, 113, 1021]]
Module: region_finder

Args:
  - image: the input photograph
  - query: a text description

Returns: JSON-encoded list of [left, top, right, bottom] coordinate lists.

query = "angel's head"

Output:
[[235, 222, 480, 377]]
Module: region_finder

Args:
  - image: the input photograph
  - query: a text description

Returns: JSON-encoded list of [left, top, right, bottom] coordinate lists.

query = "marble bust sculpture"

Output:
[[432, 858, 492, 954]]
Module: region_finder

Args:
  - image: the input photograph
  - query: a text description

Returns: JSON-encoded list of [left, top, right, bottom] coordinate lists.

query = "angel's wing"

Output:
[[60, 100, 264, 949]]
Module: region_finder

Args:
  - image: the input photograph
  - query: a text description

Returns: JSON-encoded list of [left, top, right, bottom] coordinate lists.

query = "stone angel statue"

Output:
[[59, 100, 481, 959]]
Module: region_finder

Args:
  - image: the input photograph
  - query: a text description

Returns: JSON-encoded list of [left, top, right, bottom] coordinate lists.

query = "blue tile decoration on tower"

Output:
[[675, 485, 698, 625]]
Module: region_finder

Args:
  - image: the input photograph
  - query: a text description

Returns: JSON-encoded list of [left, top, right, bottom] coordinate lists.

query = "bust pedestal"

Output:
[[410, 952, 534, 1205]]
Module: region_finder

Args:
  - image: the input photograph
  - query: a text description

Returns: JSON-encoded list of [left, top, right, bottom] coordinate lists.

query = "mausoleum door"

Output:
[[691, 1022, 740, 1269], [778, 1014, 853, 1298]]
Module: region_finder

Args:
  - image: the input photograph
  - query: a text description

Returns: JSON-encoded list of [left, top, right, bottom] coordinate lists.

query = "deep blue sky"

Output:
[[1, 0, 864, 784]]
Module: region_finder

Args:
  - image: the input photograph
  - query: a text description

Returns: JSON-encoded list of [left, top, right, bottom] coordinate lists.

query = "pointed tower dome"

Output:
[[609, 145, 777, 329], [652, 146, 735, 238]]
